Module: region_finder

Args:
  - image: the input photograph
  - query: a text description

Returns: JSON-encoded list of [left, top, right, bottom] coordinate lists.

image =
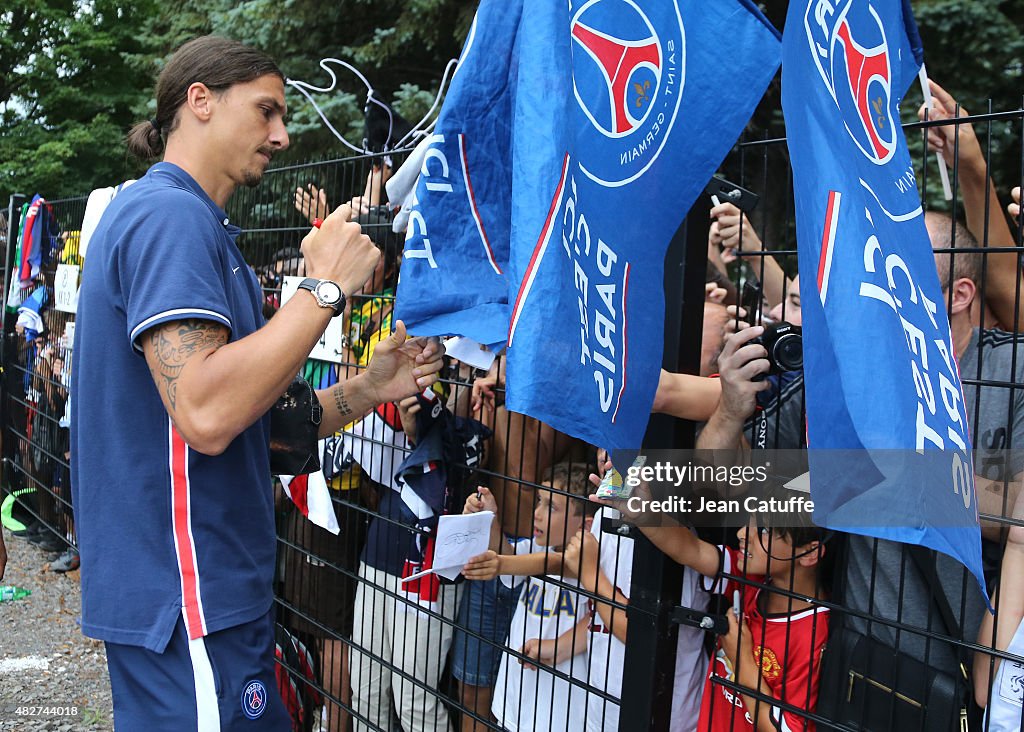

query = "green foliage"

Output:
[[0, 0, 473, 201], [3, 0, 1018, 223], [907, 0, 1024, 213], [725, 0, 1023, 254], [0, 0, 160, 199]]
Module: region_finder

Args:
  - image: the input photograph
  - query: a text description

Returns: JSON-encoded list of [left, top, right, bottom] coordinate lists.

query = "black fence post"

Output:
[[619, 200, 710, 730], [1, 193, 27, 498], [1, 194, 26, 365]]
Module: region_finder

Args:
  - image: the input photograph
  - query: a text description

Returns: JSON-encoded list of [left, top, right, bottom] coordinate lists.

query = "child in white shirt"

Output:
[[462, 463, 595, 732]]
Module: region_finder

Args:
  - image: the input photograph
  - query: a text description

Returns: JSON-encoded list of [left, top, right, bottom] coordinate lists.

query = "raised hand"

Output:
[[294, 183, 331, 225]]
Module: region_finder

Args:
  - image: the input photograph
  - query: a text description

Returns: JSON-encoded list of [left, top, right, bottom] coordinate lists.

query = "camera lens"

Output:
[[772, 331, 803, 371]]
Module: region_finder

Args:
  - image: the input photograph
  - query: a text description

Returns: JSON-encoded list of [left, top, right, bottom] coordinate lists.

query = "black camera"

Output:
[[753, 322, 802, 375]]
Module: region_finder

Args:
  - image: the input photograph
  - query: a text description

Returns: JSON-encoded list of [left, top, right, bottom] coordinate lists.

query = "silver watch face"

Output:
[[315, 281, 343, 305]]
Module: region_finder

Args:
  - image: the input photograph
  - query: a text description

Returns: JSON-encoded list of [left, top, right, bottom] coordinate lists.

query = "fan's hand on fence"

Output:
[[472, 358, 504, 413], [711, 202, 763, 261], [347, 195, 372, 216], [705, 282, 728, 304], [720, 609, 753, 667], [294, 184, 330, 225], [562, 530, 598, 583], [519, 638, 558, 671], [1010, 186, 1020, 222], [397, 395, 420, 444]]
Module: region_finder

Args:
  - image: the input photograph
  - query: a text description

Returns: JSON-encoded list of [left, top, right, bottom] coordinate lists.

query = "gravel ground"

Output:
[[0, 528, 113, 731]]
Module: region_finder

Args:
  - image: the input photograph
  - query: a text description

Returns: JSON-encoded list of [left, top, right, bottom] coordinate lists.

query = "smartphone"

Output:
[[705, 177, 760, 214]]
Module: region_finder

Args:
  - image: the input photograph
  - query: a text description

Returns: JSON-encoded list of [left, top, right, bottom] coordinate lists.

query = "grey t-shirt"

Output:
[[959, 327, 1024, 483], [846, 328, 1024, 663]]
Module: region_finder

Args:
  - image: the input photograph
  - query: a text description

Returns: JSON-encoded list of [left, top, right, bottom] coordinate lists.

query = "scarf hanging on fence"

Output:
[[19, 195, 57, 285], [5, 204, 29, 311]]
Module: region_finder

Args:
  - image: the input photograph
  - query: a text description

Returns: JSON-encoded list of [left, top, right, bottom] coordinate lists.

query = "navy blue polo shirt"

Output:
[[71, 163, 274, 652]]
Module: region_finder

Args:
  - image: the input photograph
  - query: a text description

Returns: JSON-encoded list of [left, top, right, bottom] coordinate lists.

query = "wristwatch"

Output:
[[297, 278, 346, 317]]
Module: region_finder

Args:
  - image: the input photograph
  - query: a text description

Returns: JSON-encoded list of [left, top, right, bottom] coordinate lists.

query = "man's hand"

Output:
[[300, 203, 379, 298], [717, 327, 771, 423], [465, 486, 499, 515], [294, 184, 330, 225], [362, 321, 445, 405], [918, 80, 985, 177], [462, 550, 500, 580], [1011, 186, 1021, 222]]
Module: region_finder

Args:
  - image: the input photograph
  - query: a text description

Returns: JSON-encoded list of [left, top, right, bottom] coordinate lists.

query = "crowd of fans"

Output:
[[2, 83, 1023, 732]]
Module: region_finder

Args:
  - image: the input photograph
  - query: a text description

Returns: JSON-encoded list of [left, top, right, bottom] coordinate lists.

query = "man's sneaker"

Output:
[[11, 520, 43, 538], [29, 532, 63, 552], [51, 548, 80, 573]]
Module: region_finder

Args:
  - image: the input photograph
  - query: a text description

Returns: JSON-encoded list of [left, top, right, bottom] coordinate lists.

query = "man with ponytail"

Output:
[[71, 35, 445, 730]]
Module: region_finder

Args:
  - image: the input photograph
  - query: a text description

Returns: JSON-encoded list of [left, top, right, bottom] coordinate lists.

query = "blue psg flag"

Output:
[[393, 0, 523, 349], [782, 1, 985, 590], [505, 0, 781, 450]]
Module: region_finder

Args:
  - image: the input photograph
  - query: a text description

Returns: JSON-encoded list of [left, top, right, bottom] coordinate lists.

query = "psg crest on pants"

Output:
[[241, 679, 267, 719]]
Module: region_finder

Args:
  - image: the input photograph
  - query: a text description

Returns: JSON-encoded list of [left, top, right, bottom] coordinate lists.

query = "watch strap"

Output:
[[297, 278, 345, 316]]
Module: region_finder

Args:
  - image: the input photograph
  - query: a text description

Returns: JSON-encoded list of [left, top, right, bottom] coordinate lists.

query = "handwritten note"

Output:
[[402, 511, 494, 582], [54, 264, 80, 313]]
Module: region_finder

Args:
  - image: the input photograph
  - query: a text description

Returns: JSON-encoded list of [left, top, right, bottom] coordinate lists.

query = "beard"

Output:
[[242, 168, 263, 188], [242, 148, 275, 188]]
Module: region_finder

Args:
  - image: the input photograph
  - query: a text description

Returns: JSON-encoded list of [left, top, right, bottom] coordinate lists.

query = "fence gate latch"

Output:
[[670, 605, 728, 635], [601, 516, 640, 539]]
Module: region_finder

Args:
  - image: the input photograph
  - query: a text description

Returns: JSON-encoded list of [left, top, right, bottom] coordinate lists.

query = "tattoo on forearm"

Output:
[[333, 384, 352, 418], [147, 319, 228, 412]]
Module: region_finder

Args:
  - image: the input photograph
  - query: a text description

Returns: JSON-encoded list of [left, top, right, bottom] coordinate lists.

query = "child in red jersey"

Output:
[[644, 515, 830, 732]]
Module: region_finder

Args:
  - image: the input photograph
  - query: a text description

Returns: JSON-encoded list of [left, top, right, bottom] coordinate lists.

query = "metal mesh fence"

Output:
[[0, 101, 1022, 732]]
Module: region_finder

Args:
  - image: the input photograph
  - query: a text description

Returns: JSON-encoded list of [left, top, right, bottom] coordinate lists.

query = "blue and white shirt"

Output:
[[71, 162, 274, 652]]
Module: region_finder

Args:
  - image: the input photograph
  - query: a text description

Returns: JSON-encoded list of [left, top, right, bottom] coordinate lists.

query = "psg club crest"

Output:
[[804, 0, 896, 166], [569, 0, 684, 187], [241, 679, 267, 719]]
